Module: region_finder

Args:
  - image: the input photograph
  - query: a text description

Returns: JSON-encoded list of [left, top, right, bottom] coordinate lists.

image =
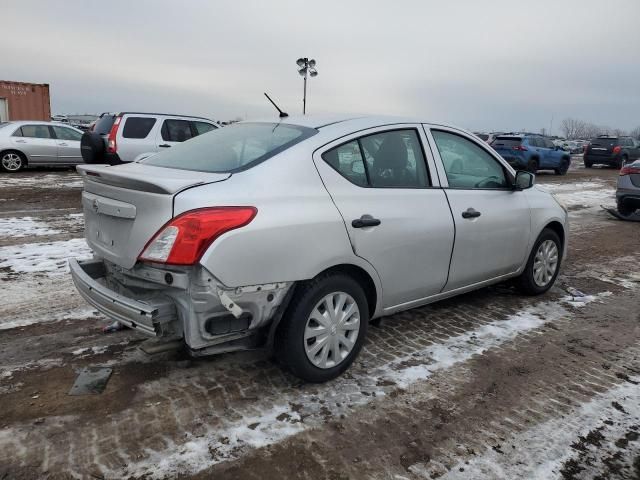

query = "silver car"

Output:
[[69, 115, 568, 382], [0, 121, 84, 172], [616, 159, 640, 216]]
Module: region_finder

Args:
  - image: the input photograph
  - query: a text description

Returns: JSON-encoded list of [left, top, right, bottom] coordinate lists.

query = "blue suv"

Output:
[[491, 135, 571, 175]]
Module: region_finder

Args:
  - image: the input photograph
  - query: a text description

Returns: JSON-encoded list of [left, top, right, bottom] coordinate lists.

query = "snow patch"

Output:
[[440, 376, 640, 480], [0, 217, 60, 238], [120, 300, 569, 479], [0, 306, 99, 331], [0, 238, 91, 276]]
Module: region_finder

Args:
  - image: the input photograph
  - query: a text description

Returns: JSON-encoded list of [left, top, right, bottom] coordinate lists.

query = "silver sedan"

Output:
[[69, 115, 569, 382], [0, 121, 83, 172]]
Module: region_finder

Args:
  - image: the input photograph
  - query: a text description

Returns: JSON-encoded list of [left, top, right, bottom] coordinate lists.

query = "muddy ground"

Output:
[[0, 159, 638, 479]]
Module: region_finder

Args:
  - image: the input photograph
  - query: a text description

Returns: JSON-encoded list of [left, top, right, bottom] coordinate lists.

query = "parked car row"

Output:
[[0, 112, 219, 172]]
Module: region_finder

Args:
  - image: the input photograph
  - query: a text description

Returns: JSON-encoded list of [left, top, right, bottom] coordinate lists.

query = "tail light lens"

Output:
[[620, 165, 640, 176], [106, 116, 121, 154], [139, 207, 257, 265], [513, 145, 528, 151], [612, 145, 622, 154], [583, 144, 589, 153]]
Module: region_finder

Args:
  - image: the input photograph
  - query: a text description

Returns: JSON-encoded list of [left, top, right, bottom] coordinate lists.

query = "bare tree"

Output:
[[560, 118, 586, 139], [630, 126, 640, 140]]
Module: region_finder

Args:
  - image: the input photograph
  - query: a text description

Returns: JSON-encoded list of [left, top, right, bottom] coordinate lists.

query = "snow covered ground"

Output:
[[0, 238, 91, 276], [0, 216, 61, 238]]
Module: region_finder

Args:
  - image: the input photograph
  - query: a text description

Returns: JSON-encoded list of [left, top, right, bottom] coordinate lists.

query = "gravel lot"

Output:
[[1, 158, 638, 479]]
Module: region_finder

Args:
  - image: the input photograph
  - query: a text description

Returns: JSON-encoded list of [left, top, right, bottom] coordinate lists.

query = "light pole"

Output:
[[296, 58, 318, 114]]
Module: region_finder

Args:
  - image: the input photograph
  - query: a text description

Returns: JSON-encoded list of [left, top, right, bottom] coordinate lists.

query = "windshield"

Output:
[[143, 122, 317, 173]]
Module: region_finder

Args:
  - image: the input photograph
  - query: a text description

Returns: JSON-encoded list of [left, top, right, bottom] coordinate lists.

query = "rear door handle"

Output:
[[158, 144, 171, 148], [352, 215, 381, 228], [15, 139, 26, 143], [58, 142, 68, 146], [461, 208, 481, 219]]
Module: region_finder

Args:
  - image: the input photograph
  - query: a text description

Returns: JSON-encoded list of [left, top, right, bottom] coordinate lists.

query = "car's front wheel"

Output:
[[1, 151, 25, 172], [516, 228, 562, 295], [276, 272, 369, 382], [527, 159, 539, 174], [555, 158, 570, 175]]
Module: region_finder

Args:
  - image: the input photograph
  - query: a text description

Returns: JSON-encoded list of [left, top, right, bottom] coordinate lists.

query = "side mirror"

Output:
[[514, 170, 534, 190]]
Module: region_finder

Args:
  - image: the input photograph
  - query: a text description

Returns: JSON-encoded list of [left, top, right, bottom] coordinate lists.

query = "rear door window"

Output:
[[193, 121, 217, 136], [322, 129, 430, 188], [122, 117, 157, 139], [21, 125, 52, 139], [323, 140, 368, 187], [161, 119, 194, 142], [52, 126, 82, 141]]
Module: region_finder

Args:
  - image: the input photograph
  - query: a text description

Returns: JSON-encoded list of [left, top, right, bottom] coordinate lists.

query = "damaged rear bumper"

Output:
[[69, 258, 177, 336], [69, 257, 293, 353]]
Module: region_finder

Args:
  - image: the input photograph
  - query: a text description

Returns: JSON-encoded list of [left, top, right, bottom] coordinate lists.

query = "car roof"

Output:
[[244, 114, 458, 130]]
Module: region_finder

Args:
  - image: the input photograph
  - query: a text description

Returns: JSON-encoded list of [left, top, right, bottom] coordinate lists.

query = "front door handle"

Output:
[[461, 208, 481, 219], [15, 139, 26, 143], [158, 144, 171, 148], [58, 142, 68, 146], [352, 215, 381, 228]]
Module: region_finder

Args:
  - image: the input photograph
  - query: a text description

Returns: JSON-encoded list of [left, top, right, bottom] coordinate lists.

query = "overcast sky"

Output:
[[3, 0, 639, 133]]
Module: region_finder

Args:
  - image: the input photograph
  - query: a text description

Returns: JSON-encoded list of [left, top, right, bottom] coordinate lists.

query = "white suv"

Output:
[[80, 112, 219, 164]]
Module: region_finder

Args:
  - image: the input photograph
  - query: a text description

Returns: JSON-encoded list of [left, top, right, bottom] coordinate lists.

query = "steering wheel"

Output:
[[474, 176, 503, 188]]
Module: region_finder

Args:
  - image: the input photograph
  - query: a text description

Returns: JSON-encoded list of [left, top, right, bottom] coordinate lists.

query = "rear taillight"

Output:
[[513, 145, 528, 151], [106, 116, 121, 154], [583, 144, 589, 153], [620, 165, 640, 176], [612, 145, 622, 154], [139, 207, 257, 265]]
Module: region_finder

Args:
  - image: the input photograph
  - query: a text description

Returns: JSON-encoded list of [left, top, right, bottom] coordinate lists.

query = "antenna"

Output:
[[264, 93, 288, 118]]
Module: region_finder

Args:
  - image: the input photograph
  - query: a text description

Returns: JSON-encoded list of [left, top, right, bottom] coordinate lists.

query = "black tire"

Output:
[[80, 131, 106, 164], [584, 159, 593, 168], [0, 150, 26, 173], [515, 228, 563, 296], [275, 272, 369, 382], [555, 158, 570, 175], [527, 158, 539, 174], [618, 155, 628, 169], [617, 198, 636, 217]]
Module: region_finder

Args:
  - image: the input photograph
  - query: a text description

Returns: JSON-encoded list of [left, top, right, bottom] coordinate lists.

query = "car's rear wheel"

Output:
[[515, 228, 562, 296], [1, 151, 25, 172], [618, 155, 628, 169], [527, 159, 538, 174], [584, 159, 593, 168], [617, 198, 637, 217], [275, 272, 369, 382], [555, 158, 570, 175]]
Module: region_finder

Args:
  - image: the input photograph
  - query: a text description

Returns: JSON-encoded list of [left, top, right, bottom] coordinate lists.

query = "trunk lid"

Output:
[[587, 137, 617, 156], [77, 163, 231, 268]]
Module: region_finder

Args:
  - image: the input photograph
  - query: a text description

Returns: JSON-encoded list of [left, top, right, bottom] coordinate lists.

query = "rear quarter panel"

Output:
[[173, 142, 382, 294]]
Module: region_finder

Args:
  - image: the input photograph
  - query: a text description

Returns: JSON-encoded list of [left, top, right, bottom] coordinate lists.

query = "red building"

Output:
[[0, 80, 51, 122]]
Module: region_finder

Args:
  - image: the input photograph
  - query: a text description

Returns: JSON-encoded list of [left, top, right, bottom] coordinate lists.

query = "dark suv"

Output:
[[583, 136, 640, 168]]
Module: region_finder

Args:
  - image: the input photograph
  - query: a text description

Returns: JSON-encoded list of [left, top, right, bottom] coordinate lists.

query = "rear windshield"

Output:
[[492, 137, 522, 148], [590, 137, 617, 147], [143, 122, 317, 173], [93, 114, 116, 135]]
